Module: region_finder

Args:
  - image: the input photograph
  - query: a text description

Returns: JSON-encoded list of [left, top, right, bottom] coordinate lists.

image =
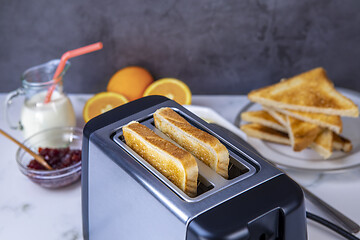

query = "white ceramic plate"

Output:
[[235, 88, 360, 172]]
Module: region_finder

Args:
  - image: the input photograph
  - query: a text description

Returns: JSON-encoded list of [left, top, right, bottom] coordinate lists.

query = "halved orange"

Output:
[[83, 92, 129, 122], [143, 78, 192, 105], [107, 66, 154, 101]]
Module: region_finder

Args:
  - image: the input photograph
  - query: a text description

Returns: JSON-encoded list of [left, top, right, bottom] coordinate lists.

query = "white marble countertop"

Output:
[[0, 93, 359, 240]]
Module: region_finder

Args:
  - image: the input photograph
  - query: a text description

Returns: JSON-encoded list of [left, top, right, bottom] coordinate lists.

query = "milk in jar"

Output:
[[5, 59, 76, 139], [20, 90, 76, 139]]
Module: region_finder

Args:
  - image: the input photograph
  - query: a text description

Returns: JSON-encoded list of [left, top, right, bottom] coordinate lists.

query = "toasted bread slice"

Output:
[[265, 107, 321, 152], [123, 121, 198, 197], [285, 115, 322, 151], [264, 106, 342, 134], [241, 110, 287, 133], [243, 109, 334, 158], [240, 123, 351, 158], [241, 124, 333, 159], [265, 106, 322, 151], [333, 133, 353, 152], [309, 129, 333, 159], [154, 107, 229, 178], [240, 123, 290, 145], [248, 67, 359, 117], [263, 106, 287, 126]]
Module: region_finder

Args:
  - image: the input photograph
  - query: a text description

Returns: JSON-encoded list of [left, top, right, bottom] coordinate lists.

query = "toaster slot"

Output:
[[114, 129, 215, 200], [197, 175, 214, 196], [228, 156, 249, 180], [117, 130, 215, 196], [170, 108, 257, 177], [149, 117, 251, 181], [112, 108, 257, 201]]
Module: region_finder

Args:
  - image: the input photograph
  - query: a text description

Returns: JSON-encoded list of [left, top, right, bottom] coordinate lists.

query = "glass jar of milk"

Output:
[[5, 59, 76, 139]]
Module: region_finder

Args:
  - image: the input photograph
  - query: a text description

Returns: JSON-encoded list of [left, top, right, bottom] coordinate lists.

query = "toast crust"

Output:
[[286, 116, 322, 151], [123, 121, 198, 197], [310, 129, 333, 159], [240, 123, 290, 145], [154, 107, 229, 178], [248, 68, 359, 117], [264, 106, 342, 134], [241, 110, 287, 133], [240, 123, 351, 158], [264, 107, 322, 151], [263, 106, 287, 126]]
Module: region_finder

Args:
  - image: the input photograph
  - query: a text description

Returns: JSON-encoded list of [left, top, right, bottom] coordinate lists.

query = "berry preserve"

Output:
[[27, 147, 81, 170]]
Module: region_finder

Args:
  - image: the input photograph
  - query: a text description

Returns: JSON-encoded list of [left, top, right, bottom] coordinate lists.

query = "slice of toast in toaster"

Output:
[[248, 67, 359, 117], [154, 107, 229, 179], [241, 110, 287, 133], [123, 121, 198, 197]]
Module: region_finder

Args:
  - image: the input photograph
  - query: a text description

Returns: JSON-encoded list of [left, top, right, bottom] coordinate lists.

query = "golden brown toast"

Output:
[[240, 123, 351, 159], [154, 107, 229, 178], [309, 129, 333, 159], [263, 106, 287, 126], [264, 106, 322, 151], [285, 115, 322, 151], [240, 123, 290, 145], [123, 121, 198, 197], [242, 109, 335, 158], [241, 110, 287, 133], [264, 106, 342, 134], [248, 67, 359, 117]]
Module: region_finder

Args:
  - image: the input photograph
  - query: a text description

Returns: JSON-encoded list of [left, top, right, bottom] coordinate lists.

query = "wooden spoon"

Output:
[[0, 129, 53, 170]]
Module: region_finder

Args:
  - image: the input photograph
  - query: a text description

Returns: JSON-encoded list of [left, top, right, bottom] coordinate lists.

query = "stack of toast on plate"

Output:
[[240, 67, 359, 159]]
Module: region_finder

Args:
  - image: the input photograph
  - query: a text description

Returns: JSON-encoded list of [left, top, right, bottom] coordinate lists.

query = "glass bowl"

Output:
[[16, 127, 82, 188]]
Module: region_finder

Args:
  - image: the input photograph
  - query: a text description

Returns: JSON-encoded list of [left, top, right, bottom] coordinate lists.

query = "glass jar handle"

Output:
[[4, 88, 25, 130]]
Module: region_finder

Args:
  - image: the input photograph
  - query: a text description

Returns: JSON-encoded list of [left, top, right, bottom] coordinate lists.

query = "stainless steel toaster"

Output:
[[82, 96, 307, 240]]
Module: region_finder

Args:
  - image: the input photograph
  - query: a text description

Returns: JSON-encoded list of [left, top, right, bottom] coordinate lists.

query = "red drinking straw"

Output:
[[44, 42, 103, 103]]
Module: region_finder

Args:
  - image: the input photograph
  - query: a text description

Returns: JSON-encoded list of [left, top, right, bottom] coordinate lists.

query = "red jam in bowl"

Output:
[[27, 147, 81, 170]]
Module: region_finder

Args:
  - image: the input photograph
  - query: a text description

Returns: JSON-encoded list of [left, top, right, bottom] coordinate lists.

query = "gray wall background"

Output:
[[1, 0, 360, 94]]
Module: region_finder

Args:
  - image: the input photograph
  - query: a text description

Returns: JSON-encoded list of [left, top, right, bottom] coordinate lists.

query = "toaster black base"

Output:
[[187, 174, 305, 240]]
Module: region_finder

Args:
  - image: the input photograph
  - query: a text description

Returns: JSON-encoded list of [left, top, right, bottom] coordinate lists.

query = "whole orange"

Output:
[[107, 66, 154, 101]]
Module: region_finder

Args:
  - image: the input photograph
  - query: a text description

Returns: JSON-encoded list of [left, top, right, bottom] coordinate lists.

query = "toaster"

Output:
[[82, 96, 306, 240]]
